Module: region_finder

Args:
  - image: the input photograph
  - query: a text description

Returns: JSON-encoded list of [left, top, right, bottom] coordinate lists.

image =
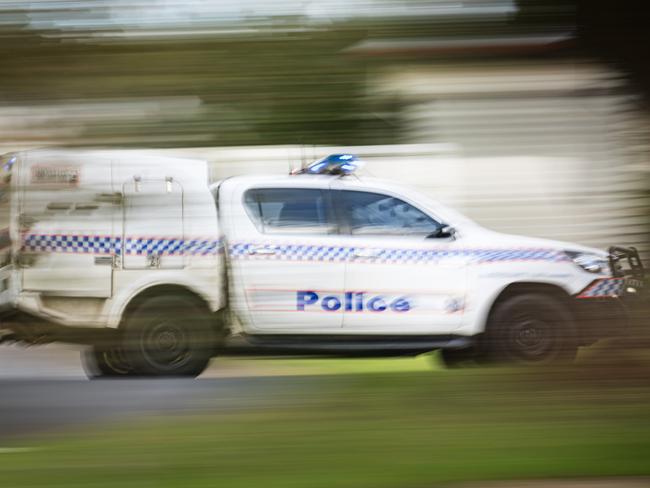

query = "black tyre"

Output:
[[483, 293, 577, 365], [122, 295, 216, 377], [81, 344, 134, 379], [439, 347, 479, 368]]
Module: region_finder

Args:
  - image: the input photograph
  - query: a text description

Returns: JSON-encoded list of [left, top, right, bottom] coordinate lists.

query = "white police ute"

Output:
[[0, 150, 644, 377]]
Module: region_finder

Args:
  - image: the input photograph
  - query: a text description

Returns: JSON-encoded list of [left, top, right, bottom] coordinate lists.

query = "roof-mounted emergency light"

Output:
[[2, 156, 16, 172], [292, 154, 363, 176]]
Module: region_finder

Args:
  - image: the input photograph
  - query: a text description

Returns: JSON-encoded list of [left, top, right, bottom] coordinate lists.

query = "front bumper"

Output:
[[573, 246, 648, 344]]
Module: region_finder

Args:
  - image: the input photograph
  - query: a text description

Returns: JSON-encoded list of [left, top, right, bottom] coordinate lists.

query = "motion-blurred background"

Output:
[[1, 2, 650, 488], [2, 0, 650, 256]]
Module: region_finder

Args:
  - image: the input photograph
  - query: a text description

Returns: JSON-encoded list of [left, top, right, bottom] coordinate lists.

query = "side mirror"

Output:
[[427, 225, 456, 239], [441, 225, 456, 238]]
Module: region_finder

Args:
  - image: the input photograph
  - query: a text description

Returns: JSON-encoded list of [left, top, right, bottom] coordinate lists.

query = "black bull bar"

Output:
[[603, 246, 648, 339], [608, 246, 645, 286]]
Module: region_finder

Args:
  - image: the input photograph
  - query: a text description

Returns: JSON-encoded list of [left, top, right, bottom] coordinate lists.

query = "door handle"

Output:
[[248, 246, 277, 256], [353, 248, 383, 259]]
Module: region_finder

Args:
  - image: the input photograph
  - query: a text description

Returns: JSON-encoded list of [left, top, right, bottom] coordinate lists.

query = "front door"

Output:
[[229, 186, 345, 332], [334, 189, 467, 334]]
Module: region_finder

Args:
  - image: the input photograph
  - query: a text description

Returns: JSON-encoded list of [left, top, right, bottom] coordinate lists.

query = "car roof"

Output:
[[215, 173, 412, 195], [220, 174, 334, 186]]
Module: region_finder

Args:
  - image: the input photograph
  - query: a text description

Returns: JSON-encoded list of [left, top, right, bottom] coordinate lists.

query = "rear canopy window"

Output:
[[244, 188, 335, 235]]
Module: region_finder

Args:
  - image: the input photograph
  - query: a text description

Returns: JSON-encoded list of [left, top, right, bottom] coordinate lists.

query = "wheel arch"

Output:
[[481, 282, 575, 334], [108, 283, 222, 330]]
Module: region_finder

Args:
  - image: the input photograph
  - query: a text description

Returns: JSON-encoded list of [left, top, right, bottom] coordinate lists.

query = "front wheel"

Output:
[[439, 347, 479, 368], [483, 293, 578, 365], [122, 295, 216, 377]]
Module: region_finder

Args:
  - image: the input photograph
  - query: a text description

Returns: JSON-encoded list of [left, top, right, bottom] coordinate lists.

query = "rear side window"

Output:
[[244, 188, 335, 235], [338, 190, 441, 236]]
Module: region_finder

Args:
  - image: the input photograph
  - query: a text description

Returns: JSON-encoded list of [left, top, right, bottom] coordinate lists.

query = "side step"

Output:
[[221, 334, 473, 357], [0, 315, 119, 346]]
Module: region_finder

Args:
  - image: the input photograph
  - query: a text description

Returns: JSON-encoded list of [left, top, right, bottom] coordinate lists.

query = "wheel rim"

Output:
[[141, 319, 192, 372], [506, 313, 558, 362], [101, 347, 132, 375]]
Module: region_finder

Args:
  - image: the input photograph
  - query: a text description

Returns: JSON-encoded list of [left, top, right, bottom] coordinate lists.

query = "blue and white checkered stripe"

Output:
[[22, 234, 221, 256], [371, 248, 565, 264], [23, 234, 117, 254], [229, 243, 356, 261], [180, 239, 223, 256], [122, 238, 185, 256], [578, 278, 624, 298], [229, 243, 569, 264]]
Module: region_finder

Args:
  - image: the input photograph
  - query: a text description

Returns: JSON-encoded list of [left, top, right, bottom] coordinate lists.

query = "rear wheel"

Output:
[[122, 295, 216, 377], [81, 344, 134, 378], [483, 293, 577, 365]]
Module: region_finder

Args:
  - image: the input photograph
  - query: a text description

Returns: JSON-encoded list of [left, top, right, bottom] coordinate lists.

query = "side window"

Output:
[[339, 190, 441, 236], [244, 188, 335, 235]]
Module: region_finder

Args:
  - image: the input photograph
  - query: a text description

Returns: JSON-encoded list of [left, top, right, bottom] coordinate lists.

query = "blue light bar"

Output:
[[305, 154, 360, 175], [2, 156, 16, 172]]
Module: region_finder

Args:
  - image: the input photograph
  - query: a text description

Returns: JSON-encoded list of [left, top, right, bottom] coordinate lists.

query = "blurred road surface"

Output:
[[0, 344, 316, 440]]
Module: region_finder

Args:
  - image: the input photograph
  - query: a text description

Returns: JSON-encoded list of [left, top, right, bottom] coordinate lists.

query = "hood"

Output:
[[459, 226, 607, 257]]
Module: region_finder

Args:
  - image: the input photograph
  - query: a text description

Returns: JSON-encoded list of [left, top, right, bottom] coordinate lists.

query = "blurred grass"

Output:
[[0, 364, 649, 488], [216, 353, 438, 376], [213, 338, 650, 377]]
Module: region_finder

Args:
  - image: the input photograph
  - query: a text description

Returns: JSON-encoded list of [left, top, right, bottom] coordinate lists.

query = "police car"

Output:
[[0, 150, 643, 377]]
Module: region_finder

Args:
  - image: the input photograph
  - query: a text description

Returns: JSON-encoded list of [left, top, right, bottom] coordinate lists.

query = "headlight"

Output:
[[565, 251, 609, 274]]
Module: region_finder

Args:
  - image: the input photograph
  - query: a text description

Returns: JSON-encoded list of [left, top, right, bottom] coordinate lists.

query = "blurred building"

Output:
[[349, 32, 650, 255], [0, 0, 648, 256]]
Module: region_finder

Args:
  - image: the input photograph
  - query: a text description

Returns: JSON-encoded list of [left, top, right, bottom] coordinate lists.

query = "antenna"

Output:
[[300, 144, 307, 171]]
